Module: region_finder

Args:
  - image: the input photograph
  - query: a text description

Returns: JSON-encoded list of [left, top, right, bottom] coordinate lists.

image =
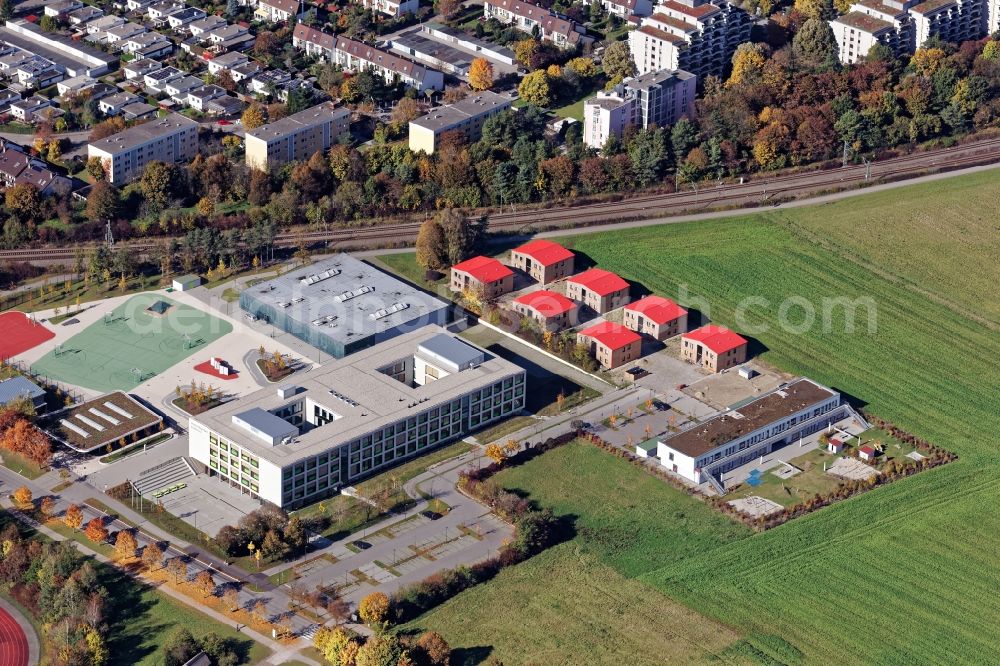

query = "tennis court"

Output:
[[0, 311, 55, 360], [30, 294, 232, 392]]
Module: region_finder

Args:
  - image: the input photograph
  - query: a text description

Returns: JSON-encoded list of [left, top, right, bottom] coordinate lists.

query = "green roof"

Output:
[[636, 438, 658, 452]]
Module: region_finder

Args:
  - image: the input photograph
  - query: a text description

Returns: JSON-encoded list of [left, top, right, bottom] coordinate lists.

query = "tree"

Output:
[[39, 496, 55, 519], [355, 634, 403, 666], [518, 70, 551, 107], [241, 104, 267, 130], [113, 530, 138, 561], [195, 570, 216, 598], [86, 156, 107, 181], [162, 627, 200, 666], [727, 42, 768, 87], [513, 39, 539, 68], [11, 486, 31, 509], [436, 0, 461, 17], [86, 628, 109, 666], [793, 19, 839, 71], [167, 556, 188, 584], [64, 503, 84, 529], [602, 41, 636, 84], [223, 586, 240, 612], [5, 183, 42, 222], [47, 139, 61, 163], [794, 0, 834, 19], [415, 218, 448, 272], [415, 631, 451, 666], [39, 14, 57, 31], [84, 518, 108, 543], [358, 591, 390, 627], [438, 208, 485, 264], [390, 97, 421, 127], [485, 443, 505, 464], [139, 161, 173, 213], [142, 542, 163, 571], [565, 57, 598, 78], [469, 58, 494, 91], [253, 31, 279, 58], [284, 516, 306, 556], [0, 0, 13, 20], [85, 181, 119, 223]]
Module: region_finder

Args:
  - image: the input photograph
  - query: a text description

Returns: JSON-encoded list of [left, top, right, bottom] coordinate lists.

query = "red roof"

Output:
[[568, 268, 629, 297], [682, 325, 747, 355], [514, 290, 576, 317], [578, 321, 641, 350], [451, 256, 513, 284], [626, 295, 687, 324], [829, 438, 843, 446], [513, 239, 574, 267], [859, 445, 876, 455]]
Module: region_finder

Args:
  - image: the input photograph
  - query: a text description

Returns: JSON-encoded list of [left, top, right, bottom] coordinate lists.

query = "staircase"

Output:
[[132, 457, 195, 497]]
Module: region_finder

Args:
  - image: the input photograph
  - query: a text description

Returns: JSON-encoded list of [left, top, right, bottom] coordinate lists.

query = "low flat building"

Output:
[[512, 290, 577, 332], [2, 19, 117, 76], [207, 50, 249, 76], [48, 391, 163, 454], [583, 69, 696, 149], [601, 0, 654, 18], [655, 378, 867, 490], [333, 36, 444, 92], [565, 268, 630, 314], [0, 376, 45, 412], [681, 324, 747, 373], [123, 57, 162, 80], [577, 321, 642, 369], [390, 28, 473, 76], [245, 101, 350, 171], [623, 295, 687, 340], [239, 253, 450, 359], [510, 239, 575, 284], [408, 91, 512, 154], [87, 113, 199, 184], [188, 327, 525, 508], [450, 255, 514, 299], [421, 22, 517, 66], [98, 91, 142, 115]]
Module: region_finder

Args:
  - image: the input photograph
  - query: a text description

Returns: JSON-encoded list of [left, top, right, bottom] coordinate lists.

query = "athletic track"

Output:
[[0, 604, 29, 666]]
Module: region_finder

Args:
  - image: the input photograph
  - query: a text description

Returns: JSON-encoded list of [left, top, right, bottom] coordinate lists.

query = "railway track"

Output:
[[3, 137, 999, 263]]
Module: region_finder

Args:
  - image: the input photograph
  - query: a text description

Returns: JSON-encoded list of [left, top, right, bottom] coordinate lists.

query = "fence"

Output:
[[0, 358, 87, 407]]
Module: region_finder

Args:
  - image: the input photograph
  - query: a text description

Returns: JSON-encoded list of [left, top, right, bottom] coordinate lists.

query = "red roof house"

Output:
[[513, 290, 577, 331], [577, 321, 642, 369], [566, 268, 630, 313], [624, 295, 688, 340], [681, 325, 748, 372], [858, 444, 876, 461], [450, 255, 514, 298], [510, 240, 575, 284]]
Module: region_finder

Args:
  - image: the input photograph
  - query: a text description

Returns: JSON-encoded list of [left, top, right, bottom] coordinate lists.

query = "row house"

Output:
[[333, 36, 444, 92], [293, 23, 336, 60], [483, 0, 590, 49], [255, 0, 305, 23]]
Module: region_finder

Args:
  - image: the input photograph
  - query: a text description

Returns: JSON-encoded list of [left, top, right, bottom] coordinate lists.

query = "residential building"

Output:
[[255, 0, 304, 23], [512, 290, 578, 332], [122, 32, 173, 58], [600, 0, 654, 18], [144, 65, 183, 91], [121, 101, 158, 120], [164, 74, 203, 102], [408, 91, 512, 154], [207, 50, 249, 75], [510, 239, 575, 284], [450, 256, 515, 299], [147, 0, 185, 22], [623, 295, 688, 340], [45, 0, 84, 18], [56, 74, 96, 97], [189, 326, 525, 508], [230, 61, 263, 82], [681, 324, 748, 372], [483, 0, 591, 49], [166, 7, 207, 29], [204, 95, 245, 116], [583, 69, 696, 148], [98, 91, 142, 115], [85, 15, 126, 37], [245, 101, 350, 170], [186, 84, 226, 111], [9, 95, 52, 121], [566, 268, 630, 314], [629, 0, 751, 78], [360, 0, 419, 17], [576, 321, 642, 369], [206, 24, 254, 50], [293, 23, 336, 60], [655, 378, 867, 490], [103, 22, 148, 45], [188, 15, 228, 37], [249, 69, 291, 96], [87, 113, 199, 184], [124, 57, 162, 80], [238, 254, 451, 359], [333, 36, 444, 92], [0, 376, 46, 412], [67, 6, 104, 25], [0, 140, 70, 196]]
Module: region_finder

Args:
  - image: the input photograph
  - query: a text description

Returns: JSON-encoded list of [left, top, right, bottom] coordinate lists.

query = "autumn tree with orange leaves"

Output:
[[84, 518, 109, 543]]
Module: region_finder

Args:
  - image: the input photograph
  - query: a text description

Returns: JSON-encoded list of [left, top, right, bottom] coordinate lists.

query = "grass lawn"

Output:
[[726, 447, 850, 508], [370, 254, 446, 293], [403, 442, 749, 663], [0, 450, 46, 479], [551, 171, 1000, 663], [473, 415, 537, 444]]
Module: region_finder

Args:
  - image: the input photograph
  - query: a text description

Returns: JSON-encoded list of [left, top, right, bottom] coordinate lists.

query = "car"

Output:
[[652, 399, 669, 411], [217, 119, 232, 125], [351, 540, 371, 550], [420, 510, 442, 521]]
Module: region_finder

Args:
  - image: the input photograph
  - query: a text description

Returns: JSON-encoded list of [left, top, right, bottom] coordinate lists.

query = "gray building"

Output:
[[239, 254, 450, 359], [0, 376, 45, 412]]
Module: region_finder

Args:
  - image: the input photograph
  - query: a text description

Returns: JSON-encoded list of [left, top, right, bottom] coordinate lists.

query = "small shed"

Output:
[[172, 274, 201, 292], [635, 438, 658, 458], [827, 438, 844, 454], [858, 444, 876, 462], [738, 366, 757, 380]]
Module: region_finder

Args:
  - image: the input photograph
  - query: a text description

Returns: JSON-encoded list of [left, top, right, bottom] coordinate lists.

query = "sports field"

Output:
[[31, 294, 232, 392], [402, 170, 1000, 663], [0, 311, 54, 360]]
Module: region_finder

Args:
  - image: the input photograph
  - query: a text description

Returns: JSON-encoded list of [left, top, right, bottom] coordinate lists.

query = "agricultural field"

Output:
[[403, 442, 751, 664]]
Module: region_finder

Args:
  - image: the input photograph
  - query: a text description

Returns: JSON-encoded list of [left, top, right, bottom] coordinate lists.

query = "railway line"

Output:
[[2, 136, 999, 264]]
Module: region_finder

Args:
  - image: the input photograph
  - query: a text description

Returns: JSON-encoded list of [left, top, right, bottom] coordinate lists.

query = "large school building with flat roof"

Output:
[[188, 327, 525, 508]]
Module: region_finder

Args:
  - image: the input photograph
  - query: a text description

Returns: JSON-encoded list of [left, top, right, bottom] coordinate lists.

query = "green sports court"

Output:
[[31, 294, 233, 392]]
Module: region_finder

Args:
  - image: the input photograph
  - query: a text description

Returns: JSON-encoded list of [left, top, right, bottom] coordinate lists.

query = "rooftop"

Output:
[[0, 376, 44, 405], [908, 0, 955, 14], [626, 67, 697, 90], [626, 295, 687, 324], [512, 239, 574, 266], [391, 29, 473, 70], [578, 321, 641, 349], [190, 326, 522, 464], [410, 90, 512, 133], [568, 268, 629, 296], [683, 324, 747, 355], [246, 101, 349, 142], [241, 253, 450, 347], [514, 290, 576, 316], [659, 379, 837, 458], [335, 36, 434, 82], [88, 114, 197, 155], [451, 255, 514, 283], [834, 10, 895, 31], [48, 391, 162, 453], [293, 23, 335, 50]]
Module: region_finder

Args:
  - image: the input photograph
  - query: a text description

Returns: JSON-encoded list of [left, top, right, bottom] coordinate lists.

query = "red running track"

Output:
[[0, 604, 29, 666], [0, 311, 55, 360]]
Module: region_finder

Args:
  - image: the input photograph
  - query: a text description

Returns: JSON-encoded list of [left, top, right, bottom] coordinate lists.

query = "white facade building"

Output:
[[583, 68, 696, 148], [483, 0, 591, 48], [87, 113, 198, 184]]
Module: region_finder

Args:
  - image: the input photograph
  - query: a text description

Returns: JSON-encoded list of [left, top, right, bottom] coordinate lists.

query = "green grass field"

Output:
[[31, 294, 232, 392], [404, 170, 1000, 663]]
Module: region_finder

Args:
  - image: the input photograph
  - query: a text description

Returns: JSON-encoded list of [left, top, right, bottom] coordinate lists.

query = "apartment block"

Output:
[[576, 321, 642, 369], [409, 91, 512, 154], [583, 69, 696, 148], [681, 324, 748, 373], [623, 295, 688, 340], [629, 0, 751, 78], [245, 101, 350, 171], [566, 268, 631, 314], [87, 113, 198, 184], [449, 255, 515, 299], [510, 239, 575, 284]]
